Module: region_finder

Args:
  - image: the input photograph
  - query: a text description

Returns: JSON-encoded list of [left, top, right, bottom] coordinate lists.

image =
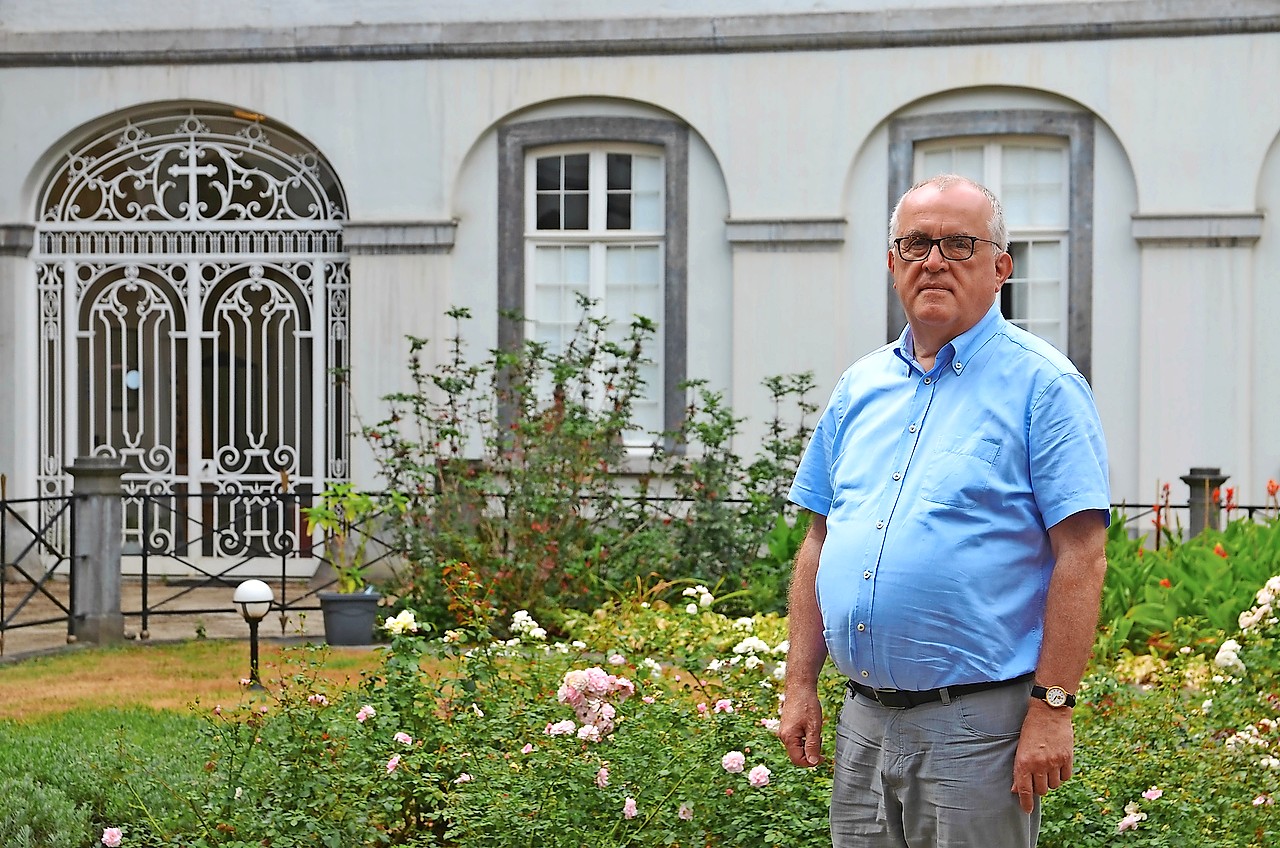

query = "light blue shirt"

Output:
[[789, 305, 1110, 691]]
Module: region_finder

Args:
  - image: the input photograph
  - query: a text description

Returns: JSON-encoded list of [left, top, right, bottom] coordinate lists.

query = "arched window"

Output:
[[499, 117, 688, 448], [888, 110, 1095, 378]]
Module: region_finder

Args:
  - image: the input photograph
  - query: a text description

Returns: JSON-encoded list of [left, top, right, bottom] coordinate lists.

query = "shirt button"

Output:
[[908, 424, 918, 433], [857, 623, 866, 632], [863, 570, 872, 579], [923, 377, 932, 385], [875, 520, 884, 529], [892, 472, 901, 481], [954, 361, 964, 372], [861, 670, 869, 678]]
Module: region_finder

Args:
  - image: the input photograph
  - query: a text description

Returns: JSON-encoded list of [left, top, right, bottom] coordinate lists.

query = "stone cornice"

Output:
[[2, 2, 1277, 66], [0, 224, 35, 257], [725, 217, 846, 249], [344, 221, 457, 255], [1131, 212, 1264, 247]]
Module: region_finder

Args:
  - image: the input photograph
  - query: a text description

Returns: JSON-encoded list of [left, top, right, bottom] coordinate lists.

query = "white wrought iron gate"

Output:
[[34, 109, 349, 564]]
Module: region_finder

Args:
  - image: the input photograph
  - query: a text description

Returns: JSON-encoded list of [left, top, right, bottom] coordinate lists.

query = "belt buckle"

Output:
[[874, 688, 911, 709]]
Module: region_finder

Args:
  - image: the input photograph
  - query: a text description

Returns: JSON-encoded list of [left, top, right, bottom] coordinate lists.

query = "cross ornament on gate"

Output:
[[167, 141, 219, 220]]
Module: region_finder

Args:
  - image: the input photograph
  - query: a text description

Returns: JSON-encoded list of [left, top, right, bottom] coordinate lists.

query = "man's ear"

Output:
[[994, 250, 1014, 288]]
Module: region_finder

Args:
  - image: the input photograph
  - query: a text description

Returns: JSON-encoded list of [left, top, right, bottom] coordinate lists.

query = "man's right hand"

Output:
[[779, 686, 825, 767]]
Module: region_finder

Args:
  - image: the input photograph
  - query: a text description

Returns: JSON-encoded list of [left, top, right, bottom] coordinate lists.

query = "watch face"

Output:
[[1046, 687, 1069, 708]]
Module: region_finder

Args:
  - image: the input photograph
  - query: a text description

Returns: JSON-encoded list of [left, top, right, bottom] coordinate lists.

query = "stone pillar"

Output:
[[67, 457, 127, 645], [1180, 466, 1229, 539]]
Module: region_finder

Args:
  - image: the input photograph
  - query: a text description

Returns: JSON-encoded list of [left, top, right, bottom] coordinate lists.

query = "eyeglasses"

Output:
[[892, 235, 1005, 262]]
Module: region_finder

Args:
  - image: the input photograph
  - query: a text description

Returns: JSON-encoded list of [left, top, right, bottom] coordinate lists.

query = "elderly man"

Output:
[[779, 174, 1110, 847]]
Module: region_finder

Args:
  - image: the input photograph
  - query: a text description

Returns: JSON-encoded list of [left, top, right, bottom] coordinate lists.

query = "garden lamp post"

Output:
[[233, 579, 275, 690]]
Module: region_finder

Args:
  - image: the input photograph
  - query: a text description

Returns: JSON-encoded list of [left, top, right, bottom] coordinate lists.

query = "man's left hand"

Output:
[[1010, 700, 1074, 814]]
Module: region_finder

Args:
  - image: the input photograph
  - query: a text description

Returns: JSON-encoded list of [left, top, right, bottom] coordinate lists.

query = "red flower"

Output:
[[1159, 578, 1172, 589], [1269, 479, 1279, 498], [1211, 487, 1221, 503], [1213, 543, 1228, 558]]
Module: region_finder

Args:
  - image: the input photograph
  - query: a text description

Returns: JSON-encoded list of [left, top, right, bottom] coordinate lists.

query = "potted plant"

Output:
[[304, 483, 406, 645]]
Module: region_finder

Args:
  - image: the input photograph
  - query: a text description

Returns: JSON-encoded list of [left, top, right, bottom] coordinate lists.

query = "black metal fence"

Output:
[[0, 491, 76, 653], [4, 463, 1276, 656]]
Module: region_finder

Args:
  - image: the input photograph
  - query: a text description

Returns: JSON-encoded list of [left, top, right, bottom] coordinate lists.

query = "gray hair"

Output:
[[888, 174, 1008, 252]]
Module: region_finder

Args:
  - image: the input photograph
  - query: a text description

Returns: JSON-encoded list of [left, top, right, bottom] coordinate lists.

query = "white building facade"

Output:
[[1, 0, 1278, 510]]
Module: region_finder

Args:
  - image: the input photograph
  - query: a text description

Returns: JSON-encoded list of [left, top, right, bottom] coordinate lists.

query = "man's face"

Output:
[[888, 183, 1013, 349]]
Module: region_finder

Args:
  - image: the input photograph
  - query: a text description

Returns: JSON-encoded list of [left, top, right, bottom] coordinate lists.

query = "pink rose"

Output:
[[545, 719, 576, 736], [713, 699, 734, 714], [584, 667, 614, 698], [608, 653, 626, 665], [101, 827, 123, 847], [612, 677, 636, 699], [697, 703, 709, 715], [748, 764, 771, 787], [623, 797, 638, 819], [385, 754, 400, 774], [721, 751, 745, 773], [596, 766, 610, 788], [520, 743, 534, 754], [1116, 813, 1142, 833], [678, 803, 694, 821], [356, 705, 376, 723], [1141, 787, 1163, 801], [394, 731, 413, 745]]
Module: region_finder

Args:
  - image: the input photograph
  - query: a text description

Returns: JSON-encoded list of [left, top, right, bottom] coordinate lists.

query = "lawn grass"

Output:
[[0, 639, 381, 722]]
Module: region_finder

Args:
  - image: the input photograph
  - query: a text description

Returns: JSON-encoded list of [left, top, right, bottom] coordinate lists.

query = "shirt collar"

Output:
[[893, 303, 1004, 376]]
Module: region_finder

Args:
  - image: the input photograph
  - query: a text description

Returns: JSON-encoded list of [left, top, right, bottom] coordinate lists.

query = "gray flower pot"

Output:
[[318, 591, 382, 646]]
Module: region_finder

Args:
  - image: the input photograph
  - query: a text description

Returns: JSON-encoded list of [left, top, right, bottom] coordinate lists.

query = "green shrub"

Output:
[[0, 774, 93, 848], [362, 302, 815, 633], [1097, 511, 1280, 659]]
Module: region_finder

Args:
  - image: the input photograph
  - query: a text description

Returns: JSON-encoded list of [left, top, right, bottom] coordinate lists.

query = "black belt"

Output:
[[846, 673, 1032, 709]]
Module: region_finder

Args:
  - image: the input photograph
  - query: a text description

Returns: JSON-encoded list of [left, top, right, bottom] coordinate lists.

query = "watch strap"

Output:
[[1030, 684, 1076, 708]]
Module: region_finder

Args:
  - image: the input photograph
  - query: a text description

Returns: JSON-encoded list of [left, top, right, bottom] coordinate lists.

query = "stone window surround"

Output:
[[498, 116, 689, 439], [887, 109, 1095, 381]]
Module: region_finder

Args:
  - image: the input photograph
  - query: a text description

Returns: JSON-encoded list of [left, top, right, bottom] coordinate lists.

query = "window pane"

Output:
[[563, 194, 588, 229], [607, 193, 631, 230], [536, 157, 560, 192], [632, 156, 662, 192], [563, 154, 589, 191], [1002, 146, 1066, 228], [563, 245, 590, 284], [536, 194, 560, 230], [632, 192, 661, 231], [1004, 240, 1064, 351], [607, 153, 631, 191], [921, 146, 983, 182], [533, 245, 561, 285]]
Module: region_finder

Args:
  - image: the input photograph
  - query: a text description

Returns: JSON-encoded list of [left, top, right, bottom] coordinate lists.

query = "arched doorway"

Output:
[[35, 107, 349, 560]]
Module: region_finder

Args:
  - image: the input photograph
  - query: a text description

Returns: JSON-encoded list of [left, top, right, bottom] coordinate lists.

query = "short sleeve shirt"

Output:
[[789, 305, 1110, 690]]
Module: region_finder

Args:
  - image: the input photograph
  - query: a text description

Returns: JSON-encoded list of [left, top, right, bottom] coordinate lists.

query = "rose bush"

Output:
[[5, 574, 1278, 846]]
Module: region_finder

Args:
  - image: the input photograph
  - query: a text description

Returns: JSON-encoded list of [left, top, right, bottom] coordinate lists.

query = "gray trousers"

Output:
[[830, 678, 1040, 848]]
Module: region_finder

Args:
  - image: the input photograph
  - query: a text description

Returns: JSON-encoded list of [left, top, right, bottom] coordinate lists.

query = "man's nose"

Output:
[[921, 241, 948, 269]]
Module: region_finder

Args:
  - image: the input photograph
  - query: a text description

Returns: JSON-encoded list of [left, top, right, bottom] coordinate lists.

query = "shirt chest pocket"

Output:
[[917, 436, 1002, 509]]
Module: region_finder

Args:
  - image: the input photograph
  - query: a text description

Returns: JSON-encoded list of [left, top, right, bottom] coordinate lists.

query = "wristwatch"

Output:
[[1031, 684, 1076, 708]]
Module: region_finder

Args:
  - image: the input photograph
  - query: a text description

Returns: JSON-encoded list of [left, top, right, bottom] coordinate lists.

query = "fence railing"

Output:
[[0, 489, 76, 654], [5, 458, 1277, 653]]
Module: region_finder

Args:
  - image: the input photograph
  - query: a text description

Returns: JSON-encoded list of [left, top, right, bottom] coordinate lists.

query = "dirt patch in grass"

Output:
[[0, 639, 383, 722]]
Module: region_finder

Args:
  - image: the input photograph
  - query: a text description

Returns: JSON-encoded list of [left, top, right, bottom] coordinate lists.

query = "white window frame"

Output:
[[887, 110, 1095, 379], [523, 144, 667, 444], [497, 117, 689, 450], [913, 136, 1071, 351]]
